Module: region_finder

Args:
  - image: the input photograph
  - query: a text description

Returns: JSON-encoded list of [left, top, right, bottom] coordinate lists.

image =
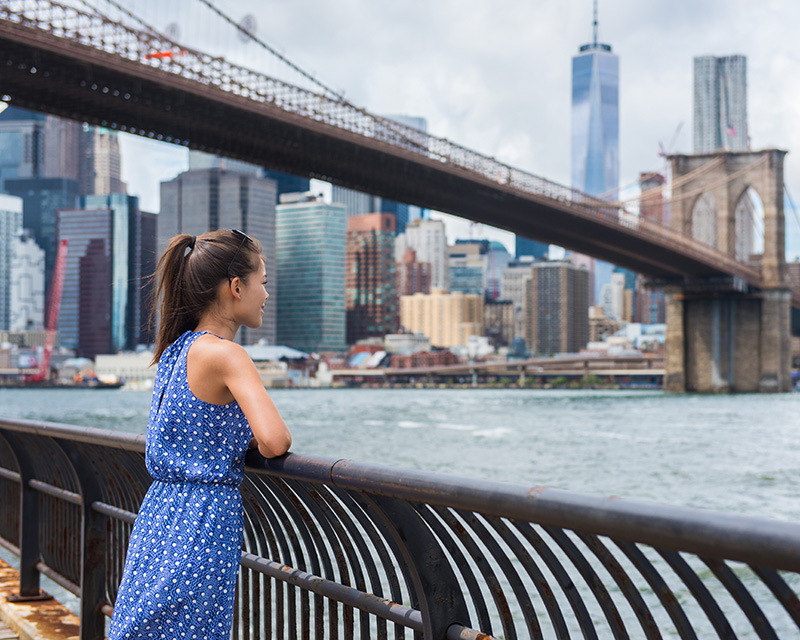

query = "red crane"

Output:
[[28, 239, 68, 383]]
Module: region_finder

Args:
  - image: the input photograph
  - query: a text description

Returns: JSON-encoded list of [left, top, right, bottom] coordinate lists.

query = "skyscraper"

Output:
[[399, 289, 483, 348], [188, 150, 310, 196], [82, 127, 126, 195], [571, 3, 619, 306], [160, 168, 278, 345], [4, 177, 79, 303], [10, 230, 45, 332], [693, 55, 747, 153], [400, 219, 450, 291], [396, 248, 431, 297], [0, 194, 23, 331], [275, 193, 347, 353], [526, 261, 590, 355], [0, 107, 82, 186], [571, 5, 619, 197], [57, 194, 147, 356], [345, 213, 398, 344]]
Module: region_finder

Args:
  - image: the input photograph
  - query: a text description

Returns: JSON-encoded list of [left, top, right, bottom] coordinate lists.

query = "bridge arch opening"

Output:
[[734, 186, 765, 262], [691, 192, 717, 247]]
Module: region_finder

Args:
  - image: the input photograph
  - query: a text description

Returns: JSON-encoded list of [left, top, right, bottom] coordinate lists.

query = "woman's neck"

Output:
[[194, 315, 238, 342]]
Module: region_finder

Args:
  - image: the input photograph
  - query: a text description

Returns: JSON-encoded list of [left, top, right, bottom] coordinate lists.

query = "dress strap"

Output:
[[194, 330, 225, 340]]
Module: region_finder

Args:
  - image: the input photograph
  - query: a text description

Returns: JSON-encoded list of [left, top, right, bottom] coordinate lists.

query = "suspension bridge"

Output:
[[0, 0, 796, 393]]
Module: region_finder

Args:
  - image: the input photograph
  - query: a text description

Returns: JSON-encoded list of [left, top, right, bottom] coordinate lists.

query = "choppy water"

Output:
[[1, 386, 798, 520]]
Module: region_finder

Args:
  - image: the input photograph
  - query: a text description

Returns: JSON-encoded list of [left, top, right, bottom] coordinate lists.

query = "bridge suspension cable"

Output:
[[192, 0, 345, 103]]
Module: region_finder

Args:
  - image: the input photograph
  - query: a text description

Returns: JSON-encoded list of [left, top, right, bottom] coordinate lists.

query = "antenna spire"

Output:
[[593, 0, 598, 46]]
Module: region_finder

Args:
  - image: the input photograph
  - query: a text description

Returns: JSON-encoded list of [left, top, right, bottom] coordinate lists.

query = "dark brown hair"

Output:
[[150, 229, 264, 363]]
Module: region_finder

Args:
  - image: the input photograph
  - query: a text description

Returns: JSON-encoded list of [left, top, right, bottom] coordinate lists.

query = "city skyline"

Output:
[[107, 0, 800, 259]]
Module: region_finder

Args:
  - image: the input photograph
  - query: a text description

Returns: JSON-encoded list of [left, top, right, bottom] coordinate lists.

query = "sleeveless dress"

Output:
[[109, 330, 252, 640]]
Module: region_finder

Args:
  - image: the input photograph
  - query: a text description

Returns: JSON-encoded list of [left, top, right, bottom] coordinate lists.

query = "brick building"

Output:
[[346, 213, 398, 344]]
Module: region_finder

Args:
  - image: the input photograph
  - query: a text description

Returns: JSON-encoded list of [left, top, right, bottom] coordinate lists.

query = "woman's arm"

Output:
[[219, 344, 292, 458]]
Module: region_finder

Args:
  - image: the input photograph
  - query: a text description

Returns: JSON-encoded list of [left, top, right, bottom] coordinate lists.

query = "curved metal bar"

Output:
[[657, 549, 736, 638], [431, 505, 516, 640], [749, 566, 800, 630], [543, 526, 630, 640], [280, 479, 354, 639], [1, 420, 800, 640], [701, 557, 778, 639], [251, 479, 319, 640], [313, 484, 394, 640], [512, 522, 599, 639], [454, 510, 542, 639], [576, 533, 661, 639], [613, 540, 698, 639], [415, 504, 488, 634], [483, 516, 570, 638], [246, 475, 338, 639], [57, 439, 109, 640], [240, 477, 300, 640], [255, 475, 334, 640], [240, 552, 423, 630], [331, 486, 409, 640], [291, 480, 372, 640], [351, 493, 471, 640], [238, 496, 274, 640]]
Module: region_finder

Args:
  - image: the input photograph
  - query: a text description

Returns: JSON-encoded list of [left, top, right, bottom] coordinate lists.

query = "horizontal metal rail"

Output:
[[2, 416, 800, 639]]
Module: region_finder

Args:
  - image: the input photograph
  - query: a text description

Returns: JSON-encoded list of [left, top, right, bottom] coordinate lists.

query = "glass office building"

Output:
[[4, 177, 79, 302], [57, 194, 151, 356], [0, 194, 23, 331], [693, 55, 747, 153], [276, 193, 347, 353], [571, 41, 618, 197], [571, 20, 619, 304]]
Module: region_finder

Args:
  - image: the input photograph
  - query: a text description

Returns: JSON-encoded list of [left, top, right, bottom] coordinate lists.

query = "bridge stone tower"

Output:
[[664, 149, 791, 392]]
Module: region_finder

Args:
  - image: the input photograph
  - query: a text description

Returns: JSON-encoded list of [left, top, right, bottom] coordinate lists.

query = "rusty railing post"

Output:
[[3, 433, 48, 600], [59, 441, 107, 640]]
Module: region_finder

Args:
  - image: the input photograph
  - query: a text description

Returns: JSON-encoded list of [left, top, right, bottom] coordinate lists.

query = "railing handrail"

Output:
[[3, 416, 799, 574]]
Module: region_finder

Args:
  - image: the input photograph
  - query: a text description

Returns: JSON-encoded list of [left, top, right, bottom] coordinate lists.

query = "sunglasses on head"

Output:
[[226, 229, 253, 280]]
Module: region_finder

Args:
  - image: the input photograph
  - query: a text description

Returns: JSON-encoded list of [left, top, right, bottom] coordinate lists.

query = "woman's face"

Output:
[[237, 260, 269, 329]]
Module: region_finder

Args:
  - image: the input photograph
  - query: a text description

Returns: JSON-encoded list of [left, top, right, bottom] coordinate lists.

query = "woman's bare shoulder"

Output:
[[190, 334, 252, 369]]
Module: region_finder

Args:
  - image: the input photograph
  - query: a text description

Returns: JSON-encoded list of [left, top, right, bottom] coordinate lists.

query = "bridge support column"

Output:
[[759, 289, 792, 392], [664, 286, 792, 393]]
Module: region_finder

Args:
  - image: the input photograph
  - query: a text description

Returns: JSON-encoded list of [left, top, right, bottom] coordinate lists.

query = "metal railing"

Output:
[[1, 416, 800, 639]]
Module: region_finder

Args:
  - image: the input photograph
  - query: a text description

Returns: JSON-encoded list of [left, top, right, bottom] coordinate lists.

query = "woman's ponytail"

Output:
[[150, 234, 196, 363]]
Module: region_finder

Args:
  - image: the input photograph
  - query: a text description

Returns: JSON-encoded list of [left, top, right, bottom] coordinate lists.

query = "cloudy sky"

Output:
[[112, 0, 800, 257]]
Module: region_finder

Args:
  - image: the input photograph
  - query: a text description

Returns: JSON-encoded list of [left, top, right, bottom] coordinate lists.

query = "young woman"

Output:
[[108, 229, 292, 640]]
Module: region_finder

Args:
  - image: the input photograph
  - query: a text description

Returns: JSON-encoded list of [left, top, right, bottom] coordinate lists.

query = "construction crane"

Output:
[[26, 239, 68, 383], [658, 122, 684, 158]]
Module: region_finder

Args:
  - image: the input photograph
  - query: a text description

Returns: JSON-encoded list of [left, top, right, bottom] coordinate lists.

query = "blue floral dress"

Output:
[[109, 330, 252, 640]]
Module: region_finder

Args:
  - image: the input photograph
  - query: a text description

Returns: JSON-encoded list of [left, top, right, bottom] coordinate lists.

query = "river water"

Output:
[[1, 387, 798, 520]]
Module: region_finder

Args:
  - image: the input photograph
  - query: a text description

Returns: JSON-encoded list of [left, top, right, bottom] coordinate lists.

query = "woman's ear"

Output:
[[226, 277, 243, 300]]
